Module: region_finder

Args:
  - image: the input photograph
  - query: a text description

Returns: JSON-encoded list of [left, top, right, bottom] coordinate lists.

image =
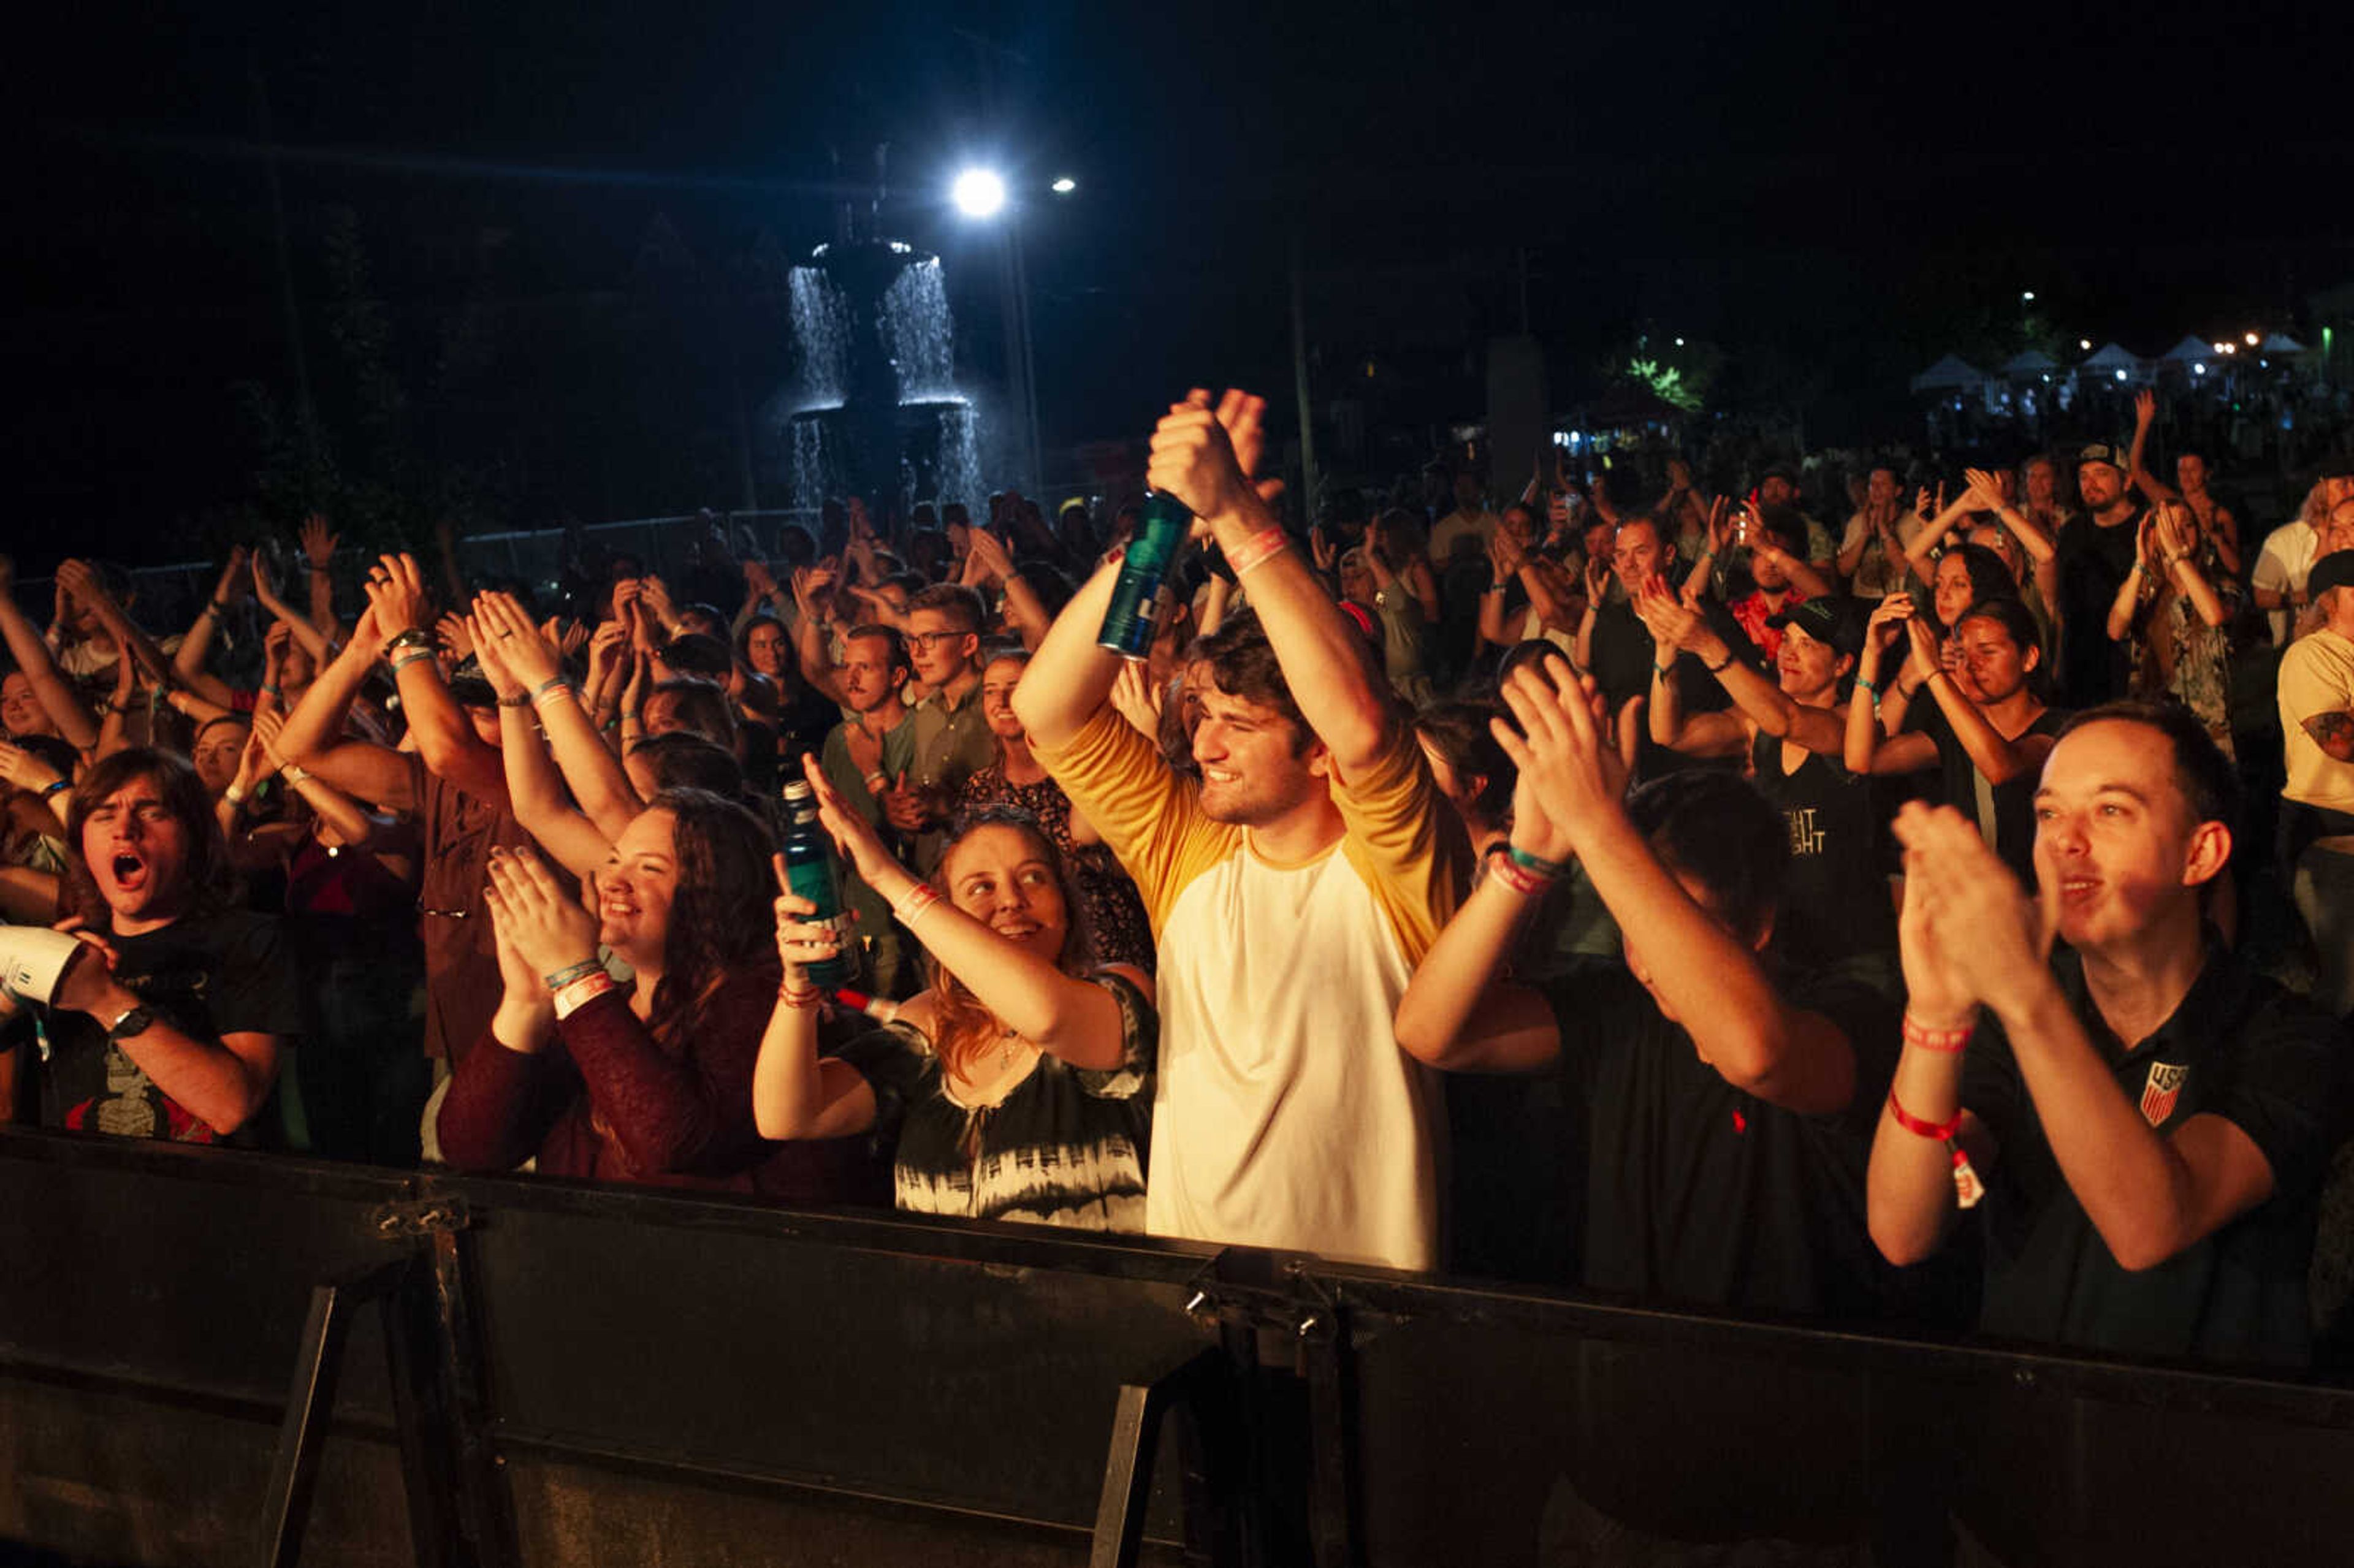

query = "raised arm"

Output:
[[802, 756, 1144, 1068], [252, 554, 332, 668], [468, 610, 615, 877], [474, 592, 640, 848], [1498, 655, 1857, 1113], [1390, 764, 1566, 1073], [1633, 582, 1750, 758], [55, 561, 174, 695], [2152, 504, 2230, 629], [1965, 468, 2055, 565], [788, 566, 855, 706], [1153, 389, 1390, 771], [171, 549, 249, 707], [273, 603, 418, 815], [966, 529, 1051, 652], [1010, 551, 1129, 752], [2127, 389, 2181, 508], [299, 516, 341, 641], [2106, 514, 2161, 641], [363, 554, 508, 807], [1908, 617, 2052, 786], [1845, 597, 1940, 777], [0, 563, 102, 751]]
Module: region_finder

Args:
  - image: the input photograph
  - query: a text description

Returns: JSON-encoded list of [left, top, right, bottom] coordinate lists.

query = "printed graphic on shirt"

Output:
[[2140, 1060, 2189, 1127]]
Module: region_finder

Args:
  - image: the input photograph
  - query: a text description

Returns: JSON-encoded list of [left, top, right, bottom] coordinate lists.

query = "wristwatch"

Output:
[[105, 1003, 157, 1042]]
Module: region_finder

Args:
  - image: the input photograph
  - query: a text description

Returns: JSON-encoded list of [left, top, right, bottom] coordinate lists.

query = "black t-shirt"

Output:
[[1748, 728, 1897, 968], [1961, 940, 2352, 1368], [2054, 509, 2141, 707], [1910, 701, 2071, 885], [37, 909, 305, 1147], [1547, 959, 1902, 1321], [1588, 599, 1734, 781]]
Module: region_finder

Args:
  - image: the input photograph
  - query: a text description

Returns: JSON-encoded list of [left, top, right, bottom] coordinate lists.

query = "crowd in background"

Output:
[[4, 382, 2353, 1377]]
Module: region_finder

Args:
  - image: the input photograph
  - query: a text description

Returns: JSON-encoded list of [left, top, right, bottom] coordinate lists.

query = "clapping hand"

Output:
[[483, 845, 598, 977], [360, 554, 431, 639], [1892, 801, 2061, 1024], [1490, 653, 1628, 861], [1963, 467, 2006, 512], [798, 753, 903, 886]]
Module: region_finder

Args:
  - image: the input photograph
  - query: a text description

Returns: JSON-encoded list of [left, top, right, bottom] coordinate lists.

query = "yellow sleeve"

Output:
[[1032, 707, 1238, 936], [1332, 723, 1472, 965]]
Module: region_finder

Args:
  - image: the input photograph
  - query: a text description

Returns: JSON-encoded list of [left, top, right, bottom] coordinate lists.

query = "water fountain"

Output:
[[775, 149, 985, 527]]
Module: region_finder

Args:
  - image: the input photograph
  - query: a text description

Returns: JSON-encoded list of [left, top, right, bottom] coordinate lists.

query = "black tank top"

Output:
[[1748, 728, 1897, 967]]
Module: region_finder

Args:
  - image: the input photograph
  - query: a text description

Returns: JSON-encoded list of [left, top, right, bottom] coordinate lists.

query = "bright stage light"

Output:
[[952, 168, 1008, 219], [1051, 176, 1077, 195]]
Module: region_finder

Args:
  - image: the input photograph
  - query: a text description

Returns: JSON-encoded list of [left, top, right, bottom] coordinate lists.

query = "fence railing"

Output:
[[2, 1127, 2350, 1568]]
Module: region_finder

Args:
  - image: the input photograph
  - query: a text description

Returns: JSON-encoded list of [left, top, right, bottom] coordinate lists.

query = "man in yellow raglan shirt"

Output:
[[1013, 389, 1471, 1271]]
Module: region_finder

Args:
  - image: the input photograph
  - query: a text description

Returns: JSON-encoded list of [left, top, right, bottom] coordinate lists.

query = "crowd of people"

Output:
[[4, 382, 2353, 1374]]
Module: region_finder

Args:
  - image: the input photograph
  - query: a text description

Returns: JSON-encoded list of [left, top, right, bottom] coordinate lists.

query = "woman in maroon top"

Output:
[[436, 786, 845, 1193]]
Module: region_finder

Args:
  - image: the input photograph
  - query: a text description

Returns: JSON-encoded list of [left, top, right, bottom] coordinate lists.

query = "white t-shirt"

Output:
[[1837, 510, 1922, 599], [1428, 508, 1500, 566], [2253, 521, 2320, 647], [1036, 709, 1470, 1271], [2277, 625, 2354, 815]]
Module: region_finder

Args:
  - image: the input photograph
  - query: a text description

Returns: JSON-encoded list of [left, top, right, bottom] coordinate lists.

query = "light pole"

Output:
[[953, 166, 1047, 503]]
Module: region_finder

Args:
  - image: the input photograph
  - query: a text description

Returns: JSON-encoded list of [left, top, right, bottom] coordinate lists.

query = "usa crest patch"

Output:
[[2140, 1061, 2189, 1127]]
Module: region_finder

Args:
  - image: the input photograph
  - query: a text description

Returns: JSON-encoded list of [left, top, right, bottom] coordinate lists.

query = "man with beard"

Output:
[[809, 624, 918, 995], [1015, 389, 1471, 1271], [2054, 443, 2146, 707]]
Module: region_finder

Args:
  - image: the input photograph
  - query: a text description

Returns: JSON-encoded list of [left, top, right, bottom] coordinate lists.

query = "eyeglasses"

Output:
[[905, 630, 970, 650]]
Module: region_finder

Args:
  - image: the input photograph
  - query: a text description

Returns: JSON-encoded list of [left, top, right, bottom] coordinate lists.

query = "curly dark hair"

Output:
[[643, 788, 780, 1040], [63, 747, 234, 924]]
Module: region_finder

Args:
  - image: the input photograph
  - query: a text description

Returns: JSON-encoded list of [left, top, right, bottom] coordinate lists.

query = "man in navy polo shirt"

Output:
[[1868, 702, 2351, 1366]]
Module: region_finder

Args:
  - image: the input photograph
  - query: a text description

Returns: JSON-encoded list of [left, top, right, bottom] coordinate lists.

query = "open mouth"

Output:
[[109, 851, 150, 892], [2059, 877, 2102, 904]]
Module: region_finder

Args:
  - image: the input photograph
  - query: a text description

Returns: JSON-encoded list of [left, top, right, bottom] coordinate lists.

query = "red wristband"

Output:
[[1225, 527, 1290, 577], [1886, 1089, 1961, 1143], [1901, 1011, 1975, 1054]]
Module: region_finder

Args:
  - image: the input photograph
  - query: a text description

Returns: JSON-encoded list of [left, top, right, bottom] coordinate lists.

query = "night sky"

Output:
[[7, 0, 2349, 556]]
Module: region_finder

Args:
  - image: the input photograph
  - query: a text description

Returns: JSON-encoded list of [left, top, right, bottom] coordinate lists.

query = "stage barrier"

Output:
[[2, 1128, 2348, 1568]]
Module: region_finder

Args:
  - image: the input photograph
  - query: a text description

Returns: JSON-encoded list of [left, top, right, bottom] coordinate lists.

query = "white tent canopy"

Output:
[[2002, 349, 2059, 376], [2261, 332, 2307, 354], [2160, 335, 2217, 363], [2081, 342, 2144, 372], [1910, 354, 1989, 394]]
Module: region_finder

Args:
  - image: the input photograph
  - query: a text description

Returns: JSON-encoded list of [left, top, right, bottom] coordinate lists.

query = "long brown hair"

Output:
[[924, 805, 1094, 1083], [643, 788, 779, 1045]]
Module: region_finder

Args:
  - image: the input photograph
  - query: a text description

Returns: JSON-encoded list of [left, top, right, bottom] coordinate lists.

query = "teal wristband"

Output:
[[542, 959, 603, 992], [1856, 676, 1880, 696], [1507, 845, 1567, 879]]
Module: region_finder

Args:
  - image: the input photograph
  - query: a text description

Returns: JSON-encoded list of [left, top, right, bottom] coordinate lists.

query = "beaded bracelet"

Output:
[[542, 959, 604, 992]]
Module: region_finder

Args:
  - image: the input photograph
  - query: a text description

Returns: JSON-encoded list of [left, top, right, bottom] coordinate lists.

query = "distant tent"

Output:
[[2080, 342, 2148, 382], [1909, 354, 1989, 394], [2159, 335, 2217, 363], [2260, 332, 2308, 354], [2002, 349, 2059, 378]]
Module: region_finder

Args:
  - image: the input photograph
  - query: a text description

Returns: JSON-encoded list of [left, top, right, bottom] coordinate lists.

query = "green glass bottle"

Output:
[[1095, 491, 1193, 658]]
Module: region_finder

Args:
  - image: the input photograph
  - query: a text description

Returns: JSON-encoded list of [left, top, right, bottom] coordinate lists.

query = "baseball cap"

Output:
[[2307, 550, 2354, 601], [1767, 595, 1867, 659], [2078, 441, 2128, 472]]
